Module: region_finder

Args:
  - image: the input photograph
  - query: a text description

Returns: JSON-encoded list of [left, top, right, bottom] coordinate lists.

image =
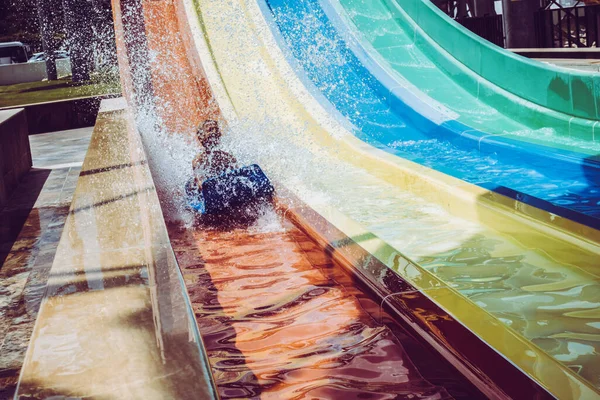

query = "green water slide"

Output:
[[333, 0, 600, 155]]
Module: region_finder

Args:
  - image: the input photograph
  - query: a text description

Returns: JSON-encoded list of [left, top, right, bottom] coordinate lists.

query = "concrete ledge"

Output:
[[535, 58, 600, 73], [0, 109, 31, 208], [509, 47, 600, 59], [15, 98, 217, 399], [0, 59, 72, 86], [0, 94, 121, 135]]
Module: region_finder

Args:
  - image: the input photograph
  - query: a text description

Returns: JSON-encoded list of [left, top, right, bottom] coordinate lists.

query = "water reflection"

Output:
[[419, 243, 600, 388], [170, 213, 467, 399], [253, 0, 600, 388], [217, 106, 600, 389], [347, 205, 600, 388]]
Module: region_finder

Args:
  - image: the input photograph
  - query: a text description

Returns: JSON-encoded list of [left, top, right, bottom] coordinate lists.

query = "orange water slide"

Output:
[[112, 0, 219, 138], [108, 1, 485, 398]]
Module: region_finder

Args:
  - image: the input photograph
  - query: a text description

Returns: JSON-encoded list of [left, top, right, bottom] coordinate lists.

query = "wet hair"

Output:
[[198, 120, 221, 149]]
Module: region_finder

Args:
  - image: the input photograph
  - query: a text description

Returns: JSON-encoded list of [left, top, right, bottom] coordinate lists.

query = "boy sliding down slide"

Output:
[[185, 120, 274, 220], [192, 120, 239, 188]]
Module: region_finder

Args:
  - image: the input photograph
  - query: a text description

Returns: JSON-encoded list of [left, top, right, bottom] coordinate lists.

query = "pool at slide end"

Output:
[[113, 0, 600, 397]]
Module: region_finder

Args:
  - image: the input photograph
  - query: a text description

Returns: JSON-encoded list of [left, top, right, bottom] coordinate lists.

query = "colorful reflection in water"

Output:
[[169, 213, 487, 399], [223, 112, 600, 389], [251, 0, 600, 387]]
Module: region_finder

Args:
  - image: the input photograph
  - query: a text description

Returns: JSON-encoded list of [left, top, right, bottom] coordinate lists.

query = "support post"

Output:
[[63, 0, 94, 82], [36, 0, 59, 80], [502, 0, 540, 48]]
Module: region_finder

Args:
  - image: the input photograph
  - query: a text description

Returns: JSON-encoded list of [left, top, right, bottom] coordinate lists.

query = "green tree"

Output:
[[0, 0, 44, 50], [1, 0, 117, 81]]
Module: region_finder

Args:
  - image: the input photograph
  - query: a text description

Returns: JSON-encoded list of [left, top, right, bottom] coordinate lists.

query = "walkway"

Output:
[[0, 127, 92, 398]]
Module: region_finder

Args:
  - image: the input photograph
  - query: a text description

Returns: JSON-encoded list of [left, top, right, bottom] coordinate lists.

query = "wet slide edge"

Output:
[[323, 0, 600, 169], [340, 0, 599, 147], [256, 0, 600, 251], [323, 0, 600, 232]]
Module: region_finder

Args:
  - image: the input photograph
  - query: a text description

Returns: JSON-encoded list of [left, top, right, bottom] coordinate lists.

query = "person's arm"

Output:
[[192, 153, 204, 170], [192, 153, 206, 190], [225, 152, 238, 168]]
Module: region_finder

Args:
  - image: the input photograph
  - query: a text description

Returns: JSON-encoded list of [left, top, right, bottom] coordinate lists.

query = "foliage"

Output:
[[0, 76, 121, 107], [0, 0, 65, 51], [0, 0, 116, 60]]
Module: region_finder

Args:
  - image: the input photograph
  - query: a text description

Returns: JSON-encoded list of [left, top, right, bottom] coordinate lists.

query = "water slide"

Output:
[[331, 0, 600, 153], [109, 0, 600, 398], [262, 0, 600, 230]]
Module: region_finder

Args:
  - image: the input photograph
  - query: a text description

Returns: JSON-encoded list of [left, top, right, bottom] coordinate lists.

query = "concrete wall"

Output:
[[0, 109, 32, 207], [0, 94, 121, 134], [0, 59, 72, 85]]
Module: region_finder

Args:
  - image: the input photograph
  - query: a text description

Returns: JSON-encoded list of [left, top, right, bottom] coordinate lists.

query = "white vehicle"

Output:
[[28, 50, 70, 63], [0, 42, 31, 65]]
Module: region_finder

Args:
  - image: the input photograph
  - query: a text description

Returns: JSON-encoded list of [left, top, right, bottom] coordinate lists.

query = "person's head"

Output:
[[198, 120, 221, 150]]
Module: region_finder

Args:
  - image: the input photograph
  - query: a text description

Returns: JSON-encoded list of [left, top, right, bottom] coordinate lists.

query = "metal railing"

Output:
[[535, 4, 600, 47]]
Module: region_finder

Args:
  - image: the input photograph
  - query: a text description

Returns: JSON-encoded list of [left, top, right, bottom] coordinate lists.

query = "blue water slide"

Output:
[[258, 0, 600, 228]]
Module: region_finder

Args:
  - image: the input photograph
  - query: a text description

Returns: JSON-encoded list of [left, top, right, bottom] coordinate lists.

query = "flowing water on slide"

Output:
[[169, 212, 483, 399], [121, 0, 598, 392]]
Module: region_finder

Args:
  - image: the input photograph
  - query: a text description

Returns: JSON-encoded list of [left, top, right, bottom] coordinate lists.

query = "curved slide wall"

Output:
[[384, 0, 600, 121], [336, 0, 600, 150], [324, 0, 600, 155], [170, 0, 600, 398], [260, 0, 600, 234]]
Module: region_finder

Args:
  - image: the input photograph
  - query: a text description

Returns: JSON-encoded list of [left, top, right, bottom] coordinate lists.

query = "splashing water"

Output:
[[135, 108, 198, 226]]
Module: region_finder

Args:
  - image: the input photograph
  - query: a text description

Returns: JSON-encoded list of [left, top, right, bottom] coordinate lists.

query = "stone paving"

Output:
[[0, 127, 92, 398]]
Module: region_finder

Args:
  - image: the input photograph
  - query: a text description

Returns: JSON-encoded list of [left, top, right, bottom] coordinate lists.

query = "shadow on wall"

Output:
[[534, 153, 600, 222], [568, 154, 600, 219], [481, 153, 600, 229], [0, 168, 51, 267]]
